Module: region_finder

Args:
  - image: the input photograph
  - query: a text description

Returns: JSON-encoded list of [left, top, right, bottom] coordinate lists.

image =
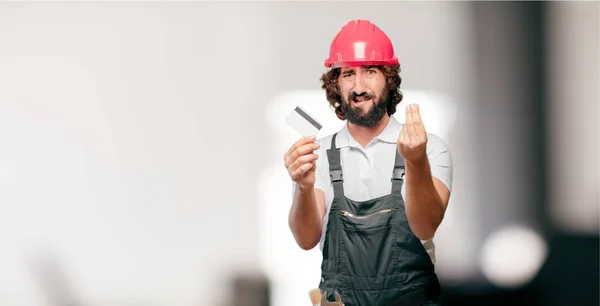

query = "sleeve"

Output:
[[426, 133, 453, 192], [313, 139, 325, 192]]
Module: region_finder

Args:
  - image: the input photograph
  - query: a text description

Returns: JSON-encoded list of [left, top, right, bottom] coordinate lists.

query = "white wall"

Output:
[[0, 2, 279, 305]]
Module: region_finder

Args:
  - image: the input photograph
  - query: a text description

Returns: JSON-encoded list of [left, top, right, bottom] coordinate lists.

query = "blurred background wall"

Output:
[[0, 1, 597, 306]]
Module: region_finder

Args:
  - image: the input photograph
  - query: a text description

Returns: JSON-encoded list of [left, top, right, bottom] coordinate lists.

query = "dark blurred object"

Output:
[[532, 233, 599, 306], [441, 233, 599, 306], [227, 272, 270, 306], [442, 284, 541, 306]]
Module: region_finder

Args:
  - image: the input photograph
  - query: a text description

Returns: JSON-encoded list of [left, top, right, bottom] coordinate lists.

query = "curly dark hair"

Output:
[[320, 64, 403, 121]]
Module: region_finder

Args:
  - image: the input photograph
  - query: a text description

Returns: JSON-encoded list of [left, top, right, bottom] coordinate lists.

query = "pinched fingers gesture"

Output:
[[397, 104, 428, 164]]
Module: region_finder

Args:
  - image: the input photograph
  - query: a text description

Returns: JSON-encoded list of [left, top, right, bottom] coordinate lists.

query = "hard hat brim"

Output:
[[324, 58, 399, 68]]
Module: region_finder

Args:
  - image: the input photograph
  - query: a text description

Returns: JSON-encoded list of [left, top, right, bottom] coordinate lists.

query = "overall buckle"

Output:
[[391, 168, 405, 181], [330, 170, 343, 183]]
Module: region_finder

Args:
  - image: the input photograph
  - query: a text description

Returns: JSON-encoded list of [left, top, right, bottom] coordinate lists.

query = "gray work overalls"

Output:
[[318, 133, 441, 306]]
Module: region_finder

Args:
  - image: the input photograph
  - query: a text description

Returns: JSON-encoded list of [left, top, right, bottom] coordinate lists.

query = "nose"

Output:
[[352, 72, 367, 95]]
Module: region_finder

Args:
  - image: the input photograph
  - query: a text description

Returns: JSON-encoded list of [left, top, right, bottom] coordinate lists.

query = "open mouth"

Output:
[[352, 95, 372, 107]]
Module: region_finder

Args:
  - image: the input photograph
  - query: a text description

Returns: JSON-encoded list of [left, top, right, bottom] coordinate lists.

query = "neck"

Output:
[[347, 114, 391, 148]]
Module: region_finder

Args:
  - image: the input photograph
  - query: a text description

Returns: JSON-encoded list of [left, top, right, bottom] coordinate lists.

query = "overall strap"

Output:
[[326, 133, 344, 196], [391, 150, 405, 194]]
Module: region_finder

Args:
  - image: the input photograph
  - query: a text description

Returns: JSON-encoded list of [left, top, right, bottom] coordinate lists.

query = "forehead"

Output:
[[340, 65, 378, 73]]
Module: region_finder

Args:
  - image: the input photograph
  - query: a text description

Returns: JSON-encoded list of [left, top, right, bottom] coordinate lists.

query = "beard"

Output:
[[341, 89, 390, 128]]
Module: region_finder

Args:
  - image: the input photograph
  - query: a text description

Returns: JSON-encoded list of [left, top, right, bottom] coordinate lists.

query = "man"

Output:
[[284, 20, 453, 305]]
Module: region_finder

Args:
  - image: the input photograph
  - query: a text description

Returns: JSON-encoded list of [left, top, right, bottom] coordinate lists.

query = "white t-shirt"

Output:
[[293, 116, 453, 264]]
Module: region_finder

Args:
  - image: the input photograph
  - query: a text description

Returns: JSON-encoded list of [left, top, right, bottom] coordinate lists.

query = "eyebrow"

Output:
[[341, 66, 378, 75]]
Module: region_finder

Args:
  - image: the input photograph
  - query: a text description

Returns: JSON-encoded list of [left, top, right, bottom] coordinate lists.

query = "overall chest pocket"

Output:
[[339, 209, 398, 278]]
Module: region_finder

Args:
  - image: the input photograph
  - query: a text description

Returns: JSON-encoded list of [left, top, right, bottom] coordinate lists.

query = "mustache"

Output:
[[349, 91, 374, 102]]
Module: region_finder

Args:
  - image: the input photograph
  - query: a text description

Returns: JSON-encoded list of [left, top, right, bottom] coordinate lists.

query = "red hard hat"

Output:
[[324, 20, 398, 68]]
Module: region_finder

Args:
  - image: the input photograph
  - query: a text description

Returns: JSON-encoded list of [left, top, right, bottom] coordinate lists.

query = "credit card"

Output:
[[285, 106, 322, 137]]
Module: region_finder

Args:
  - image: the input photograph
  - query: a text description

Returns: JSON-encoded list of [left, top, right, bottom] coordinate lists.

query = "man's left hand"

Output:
[[397, 104, 428, 166]]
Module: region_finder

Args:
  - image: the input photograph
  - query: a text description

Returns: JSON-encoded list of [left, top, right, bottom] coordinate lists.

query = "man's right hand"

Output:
[[284, 136, 320, 189]]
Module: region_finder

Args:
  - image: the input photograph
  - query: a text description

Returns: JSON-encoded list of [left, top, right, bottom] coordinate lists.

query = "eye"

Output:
[[342, 72, 354, 79], [367, 69, 377, 74]]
